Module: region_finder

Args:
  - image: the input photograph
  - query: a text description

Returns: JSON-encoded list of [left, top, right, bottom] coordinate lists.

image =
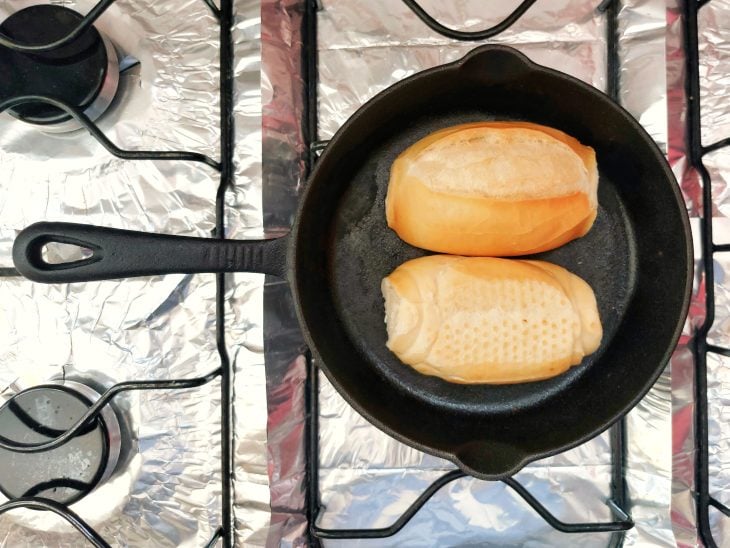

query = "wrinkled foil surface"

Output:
[[699, 3, 730, 545], [0, 0, 267, 545], [1, 0, 727, 546], [666, 1, 730, 546], [262, 0, 682, 547]]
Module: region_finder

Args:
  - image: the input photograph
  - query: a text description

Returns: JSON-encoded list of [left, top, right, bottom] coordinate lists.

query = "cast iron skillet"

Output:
[[13, 45, 692, 479]]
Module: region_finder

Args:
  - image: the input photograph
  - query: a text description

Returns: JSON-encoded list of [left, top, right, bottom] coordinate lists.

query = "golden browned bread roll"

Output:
[[381, 256, 602, 384], [385, 122, 598, 256]]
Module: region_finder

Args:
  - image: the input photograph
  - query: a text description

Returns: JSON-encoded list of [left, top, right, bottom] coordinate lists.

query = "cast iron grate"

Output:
[[684, 1, 730, 547], [302, 1, 633, 547], [0, 0, 236, 546], [2, 0, 717, 547]]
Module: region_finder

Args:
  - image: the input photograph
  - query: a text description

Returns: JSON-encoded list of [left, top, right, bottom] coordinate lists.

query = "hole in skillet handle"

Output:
[[13, 227, 102, 277], [42, 242, 95, 265], [453, 440, 528, 480], [456, 44, 535, 83]]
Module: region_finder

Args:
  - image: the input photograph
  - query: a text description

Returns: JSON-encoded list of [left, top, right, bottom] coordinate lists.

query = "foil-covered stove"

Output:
[[0, 0, 243, 545], [0, 0, 728, 546]]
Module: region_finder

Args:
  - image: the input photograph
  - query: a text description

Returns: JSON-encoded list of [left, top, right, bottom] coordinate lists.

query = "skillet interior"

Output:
[[291, 46, 691, 477]]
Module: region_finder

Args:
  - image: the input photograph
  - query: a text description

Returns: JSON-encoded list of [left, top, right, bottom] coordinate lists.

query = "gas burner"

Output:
[[0, 381, 121, 505], [0, 4, 119, 132]]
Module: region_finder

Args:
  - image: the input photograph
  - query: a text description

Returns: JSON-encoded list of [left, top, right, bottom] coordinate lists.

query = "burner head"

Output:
[[0, 5, 119, 128], [0, 382, 121, 505]]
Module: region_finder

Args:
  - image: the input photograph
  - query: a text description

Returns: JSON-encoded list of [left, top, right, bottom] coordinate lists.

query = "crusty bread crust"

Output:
[[382, 256, 602, 384], [385, 122, 598, 256]]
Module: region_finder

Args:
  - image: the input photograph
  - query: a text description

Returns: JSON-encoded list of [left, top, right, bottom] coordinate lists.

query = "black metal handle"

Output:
[[12, 222, 288, 283]]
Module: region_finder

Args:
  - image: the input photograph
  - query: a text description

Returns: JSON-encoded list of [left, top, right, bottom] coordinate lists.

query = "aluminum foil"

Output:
[[2, 0, 724, 545], [262, 0, 678, 546], [666, 0, 730, 546], [229, 1, 274, 546], [260, 0, 309, 546], [0, 0, 271, 544]]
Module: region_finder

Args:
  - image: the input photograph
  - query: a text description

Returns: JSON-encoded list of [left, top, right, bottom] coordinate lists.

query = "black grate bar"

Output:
[[119, 58, 142, 74], [0, 369, 221, 453], [0, 498, 111, 548], [0, 0, 115, 52], [216, 274, 232, 548], [305, 351, 320, 545], [706, 343, 730, 357], [0, 268, 19, 277], [401, 0, 539, 41], [710, 497, 730, 517], [0, 96, 222, 171], [302, 1, 319, 542], [712, 244, 730, 253], [683, 0, 728, 546], [608, 420, 629, 547], [310, 140, 330, 155], [597, 0, 617, 11], [605, 3, 629, 544], [312, 470, 465, 539], [310, 464, 633, 540], [205, 527, 225, 547], [604, 0, 620, 102], [215, 0, 235, 545], [9, 398, 98, 438], [21, 478, 94, 498], [203, 0, 222, 20], [303, 0, 320, 174], [503, 477, 633, 534], [703, 137, 730, 154]]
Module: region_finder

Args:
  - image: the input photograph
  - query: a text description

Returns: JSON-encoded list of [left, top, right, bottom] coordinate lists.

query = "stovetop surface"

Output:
[[0, 0, 728, 546]]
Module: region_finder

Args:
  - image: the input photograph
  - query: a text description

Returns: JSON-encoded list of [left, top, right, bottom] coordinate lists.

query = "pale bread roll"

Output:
[[381, 256, 602, 384], [385, 122, 598, 256]]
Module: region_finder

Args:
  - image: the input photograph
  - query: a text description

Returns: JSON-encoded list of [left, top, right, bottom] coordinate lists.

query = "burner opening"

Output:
[[0, 4, 120, 131], [0, 382, 122, 505]]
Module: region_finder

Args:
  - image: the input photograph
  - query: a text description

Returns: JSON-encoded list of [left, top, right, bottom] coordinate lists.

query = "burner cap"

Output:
[[0, 5, 111, 125], [0, 383, 119, 505]]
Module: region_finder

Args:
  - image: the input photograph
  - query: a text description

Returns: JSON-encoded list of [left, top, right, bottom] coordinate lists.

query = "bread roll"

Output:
[[381, 256, 602, 384], [385, 122, 598, 256]]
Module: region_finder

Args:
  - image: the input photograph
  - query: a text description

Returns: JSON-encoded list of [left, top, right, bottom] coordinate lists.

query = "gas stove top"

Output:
[[0, 4, 119, 131], [0, 0, 237, 545], [0, 1, 728, 547]]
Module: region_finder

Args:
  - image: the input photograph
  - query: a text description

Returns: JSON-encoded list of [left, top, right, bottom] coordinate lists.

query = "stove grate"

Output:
[[3, 0, 724, 546], [0, 0, 237, 546], [684, 1, 730, 547], [301, 1, 633, 546]]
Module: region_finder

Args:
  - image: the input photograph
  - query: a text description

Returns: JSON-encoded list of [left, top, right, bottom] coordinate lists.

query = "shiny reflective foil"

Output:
[[2, 0, 723, 545], [0, 0, 253, 544], [262, 0, 679, 547], [667, 0, 730, 546]]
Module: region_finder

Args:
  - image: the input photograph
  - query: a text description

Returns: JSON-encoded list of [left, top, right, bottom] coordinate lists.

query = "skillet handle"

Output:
[[12, 222, 288, 283]]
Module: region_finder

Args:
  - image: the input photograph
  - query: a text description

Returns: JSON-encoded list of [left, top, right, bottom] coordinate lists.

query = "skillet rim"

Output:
[[289, 44, 693, 478]]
